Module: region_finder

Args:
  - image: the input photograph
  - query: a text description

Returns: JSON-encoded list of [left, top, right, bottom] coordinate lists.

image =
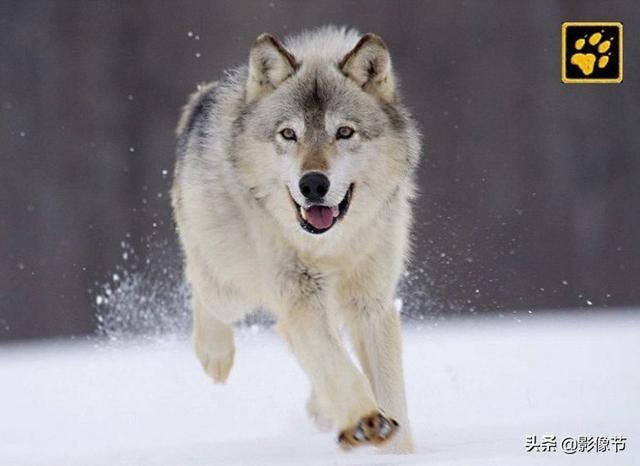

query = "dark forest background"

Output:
[[1, 0, 639, 341]]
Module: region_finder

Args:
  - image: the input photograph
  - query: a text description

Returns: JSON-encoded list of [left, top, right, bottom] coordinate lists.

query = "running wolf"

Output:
[[172, 26, 420, 453]]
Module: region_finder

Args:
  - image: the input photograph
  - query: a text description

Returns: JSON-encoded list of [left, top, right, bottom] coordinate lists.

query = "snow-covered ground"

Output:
[[1, 310, 638, 466]]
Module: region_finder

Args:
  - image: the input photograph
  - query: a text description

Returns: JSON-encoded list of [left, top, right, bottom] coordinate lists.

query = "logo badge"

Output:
[[562, 22, 623, 83]]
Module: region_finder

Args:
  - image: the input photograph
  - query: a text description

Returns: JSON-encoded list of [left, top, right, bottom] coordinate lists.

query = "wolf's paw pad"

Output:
[[570, 31, 613, 76], [337, 412, 399, 450], [196, 346, 234, 384]]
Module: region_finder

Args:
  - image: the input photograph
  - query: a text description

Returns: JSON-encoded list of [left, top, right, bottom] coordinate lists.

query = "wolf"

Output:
[[171, 26, 420, 453]]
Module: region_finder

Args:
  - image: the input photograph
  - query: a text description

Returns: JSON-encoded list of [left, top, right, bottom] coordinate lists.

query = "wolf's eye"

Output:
[[336, 126, 355, 140], [280, 128, 297, 141]]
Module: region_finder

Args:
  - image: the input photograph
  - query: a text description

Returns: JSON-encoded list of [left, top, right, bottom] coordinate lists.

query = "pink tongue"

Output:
[[305, 206, 334, 230]]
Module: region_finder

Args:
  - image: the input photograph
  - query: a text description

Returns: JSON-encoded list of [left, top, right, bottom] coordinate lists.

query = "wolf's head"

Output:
[[233, 27, 420, 244]]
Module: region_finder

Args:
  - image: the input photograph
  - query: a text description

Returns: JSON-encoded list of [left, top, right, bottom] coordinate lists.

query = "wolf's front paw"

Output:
[[194, 340, 235, 384], [337, 411, 399, 450]]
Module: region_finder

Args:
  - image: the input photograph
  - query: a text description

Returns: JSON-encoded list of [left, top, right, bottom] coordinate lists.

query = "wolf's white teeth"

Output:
[[300, 206, 308, 220], [331, 206, 339, 218]]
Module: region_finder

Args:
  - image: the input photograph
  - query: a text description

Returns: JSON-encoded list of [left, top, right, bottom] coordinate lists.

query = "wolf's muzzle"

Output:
[[289, 183, 354, 235]]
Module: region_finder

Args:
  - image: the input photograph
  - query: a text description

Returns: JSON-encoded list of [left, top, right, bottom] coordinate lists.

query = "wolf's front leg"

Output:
[[277, 303, 398, 449], [192, 294, 235, 384], [343, 300, 415, 453]]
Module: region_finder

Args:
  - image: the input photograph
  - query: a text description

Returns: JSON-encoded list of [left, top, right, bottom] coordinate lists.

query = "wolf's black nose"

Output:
[[299, 172, 330, 202]]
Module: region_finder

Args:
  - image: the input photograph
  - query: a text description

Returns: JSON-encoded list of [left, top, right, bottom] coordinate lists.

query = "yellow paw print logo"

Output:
[[562, 22, 623, 84], [570, 32, 613, 76]]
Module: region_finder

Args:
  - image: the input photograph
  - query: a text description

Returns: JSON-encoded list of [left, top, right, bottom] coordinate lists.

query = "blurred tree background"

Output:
[[1, 0, 639, 341]]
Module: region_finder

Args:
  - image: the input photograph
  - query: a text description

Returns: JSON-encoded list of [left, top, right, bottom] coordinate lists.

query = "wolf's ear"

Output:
[[246, 33, 298, 103], [339, 33, 395, 102]]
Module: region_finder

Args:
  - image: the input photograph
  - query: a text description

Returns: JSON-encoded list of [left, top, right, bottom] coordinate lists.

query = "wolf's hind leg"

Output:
[[192, 295, 235, 384], [306, 388, 334, 432]]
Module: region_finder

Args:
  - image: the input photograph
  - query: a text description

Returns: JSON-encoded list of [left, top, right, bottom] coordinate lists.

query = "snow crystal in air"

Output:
[[94, 239, 191, 342], [394, 298, 403, 312]]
